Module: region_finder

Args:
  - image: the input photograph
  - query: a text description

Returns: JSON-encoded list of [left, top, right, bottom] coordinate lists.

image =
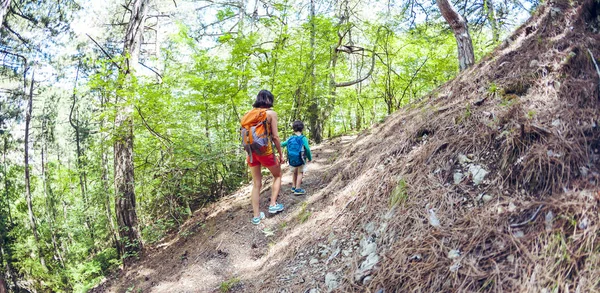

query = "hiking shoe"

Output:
[[291, 187, 296, 193], [294, 188, 306, 195], [268, 203, 284, 214], [252, 212, 265, 225]]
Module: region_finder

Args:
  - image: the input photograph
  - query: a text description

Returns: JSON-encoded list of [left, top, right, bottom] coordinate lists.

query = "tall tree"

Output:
[[0, 0, 9, 24], [114, 0, 149, 260], [436, 0, 475, 71], [23, 69, 46, 269]]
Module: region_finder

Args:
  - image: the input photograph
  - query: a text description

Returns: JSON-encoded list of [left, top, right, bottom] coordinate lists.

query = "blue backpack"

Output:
[[287, 135, 305, 167]]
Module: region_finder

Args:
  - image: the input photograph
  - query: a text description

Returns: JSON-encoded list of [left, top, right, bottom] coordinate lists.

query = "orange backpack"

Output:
[[240, 108, 272, 162]]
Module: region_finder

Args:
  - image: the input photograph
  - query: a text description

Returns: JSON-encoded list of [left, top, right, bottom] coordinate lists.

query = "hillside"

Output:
[[93, 0, 600, 291]]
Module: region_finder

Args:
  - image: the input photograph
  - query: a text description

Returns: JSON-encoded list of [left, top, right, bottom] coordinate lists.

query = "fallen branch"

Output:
[[86, 34, 122, 69], [509, 204, 544, 228], [588, 48, 600, 93]]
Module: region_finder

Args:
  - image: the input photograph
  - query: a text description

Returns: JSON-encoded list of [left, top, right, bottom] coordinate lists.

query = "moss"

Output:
[[219, 277, 241, 292]]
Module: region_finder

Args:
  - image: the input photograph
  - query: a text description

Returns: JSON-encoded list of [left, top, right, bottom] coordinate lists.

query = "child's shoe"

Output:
[[268, 203, 285, 214], [294, 188, 306, 195], [251, 212, 265, 225], [291, 186, 296, 193]]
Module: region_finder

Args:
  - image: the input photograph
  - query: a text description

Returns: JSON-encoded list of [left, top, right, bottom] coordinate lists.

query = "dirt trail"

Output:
[[95, 136, 356, 293]]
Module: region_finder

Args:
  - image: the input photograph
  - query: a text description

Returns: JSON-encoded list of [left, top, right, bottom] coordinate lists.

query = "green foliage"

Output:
[[390, 178, 408, 208], [298, 202, 312, 223], [219, 277, 241, 292]]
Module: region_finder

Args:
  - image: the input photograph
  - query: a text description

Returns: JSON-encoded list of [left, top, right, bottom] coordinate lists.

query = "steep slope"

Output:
[[251, 0, 600, 291], [94, 0, 600, 291]]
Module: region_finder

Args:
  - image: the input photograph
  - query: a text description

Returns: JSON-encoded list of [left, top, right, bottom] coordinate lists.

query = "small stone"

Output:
[[365, 222, 376, 235], [468, 164, 489, 185], [342, 249, 352, 257], [360, 253, 380, 271], [310, 258, 319, 265], [513, 230, 525, 238], [529, 59, 539, 67], [482, 194, 493, 203], [428, 209, 441, 227], [507, 254, 515, 263], [552, 119, 561, 127], [508, 202, 517, 212], [363, 276, 373, 285], [325, 273, 339, 291], [308, 289, 319, 293], [458, 154, 472, 164], [578, 217, 589, 230], [449, 262, 461, 272], [453, 172, 464, 184], [545, 211, 554, 232], [410, 254, 422, 261], [580, 166, 589, 177], [361, 242, 377, 257], [448, 249, 461, 260]]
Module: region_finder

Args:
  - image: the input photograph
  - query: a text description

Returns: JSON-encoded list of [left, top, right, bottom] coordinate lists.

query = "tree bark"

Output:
[[115, 0, 149, 261], [101, 93, 121, 257], [485, 0, 499, 43], [24, 69, 46, 269], [41, 113, 65, 268], [69, 64, 95, 247], [0, 0, 10, 25], [307, 0, 322, 143], [436, 0, 475, 71]]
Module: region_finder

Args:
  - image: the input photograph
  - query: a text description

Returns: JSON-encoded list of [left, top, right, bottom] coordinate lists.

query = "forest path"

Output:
[[98, 135, 356, 292]]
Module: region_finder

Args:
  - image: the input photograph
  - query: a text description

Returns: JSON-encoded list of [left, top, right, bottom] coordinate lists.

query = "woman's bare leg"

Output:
[[250, 165, 263, 218], [265, 163, 282, 206]]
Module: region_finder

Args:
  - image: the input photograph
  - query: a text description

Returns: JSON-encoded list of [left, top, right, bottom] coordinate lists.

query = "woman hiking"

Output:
[[240, 90, 285, 224]]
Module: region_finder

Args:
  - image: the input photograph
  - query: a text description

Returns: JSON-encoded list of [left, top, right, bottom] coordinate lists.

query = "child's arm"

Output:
[[281, 138, 288, 148], [302, 136, 312, 161]]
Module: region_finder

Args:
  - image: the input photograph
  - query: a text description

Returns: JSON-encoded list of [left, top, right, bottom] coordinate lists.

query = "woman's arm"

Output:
[[302, 136, 312, 161], [267, 110, 284, 164]]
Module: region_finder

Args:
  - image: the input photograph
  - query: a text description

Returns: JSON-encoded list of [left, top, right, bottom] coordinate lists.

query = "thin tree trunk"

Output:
[[436, 0, 475, 71], [485, 0, 499, 43], [69, 64, 95, 247], [115, 0, 149, 262], [24, 69, 46, 269], [0, 138, 17, 290], [41, 113, 65, 268], [307, 0, 323, 143], [3, 137, 12, 224], [100, 94, 121, 257], [0, 0, 10, 25]]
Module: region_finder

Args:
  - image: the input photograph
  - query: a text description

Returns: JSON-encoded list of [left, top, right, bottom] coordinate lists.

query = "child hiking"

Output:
[[282, 120, 312, 195], [240, 90, 285, 225]]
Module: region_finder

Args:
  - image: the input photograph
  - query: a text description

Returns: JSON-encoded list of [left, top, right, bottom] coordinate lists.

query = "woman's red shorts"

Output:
[[247, 153, 277, 167]]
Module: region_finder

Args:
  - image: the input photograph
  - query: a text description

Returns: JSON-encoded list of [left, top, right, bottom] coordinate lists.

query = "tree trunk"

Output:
[[41, 112, 65, 268], [2, 137, 12, 224], [307, 0, 323, 143], [0, 138, 18, 290], [436, 0, 475, 71], [115, 0, 149, 261], [24, 69, 46, 269], [0, 0, 10, 25], [485, 0, 500, 43], [100, 94, 121, 257], [69, 65, 95, 248]]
